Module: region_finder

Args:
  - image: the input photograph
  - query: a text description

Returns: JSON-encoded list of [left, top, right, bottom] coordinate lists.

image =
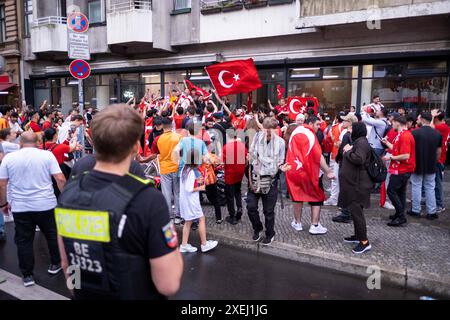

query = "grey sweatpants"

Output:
[[160, 172, 180, 218]]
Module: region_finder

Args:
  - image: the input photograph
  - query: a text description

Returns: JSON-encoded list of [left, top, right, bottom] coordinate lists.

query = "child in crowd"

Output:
[[179, 149, 218, 253]]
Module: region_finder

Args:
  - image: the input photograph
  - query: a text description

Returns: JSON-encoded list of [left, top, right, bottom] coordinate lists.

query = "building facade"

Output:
[[0, 0, 24, 107], [23, 0, 450, 116]]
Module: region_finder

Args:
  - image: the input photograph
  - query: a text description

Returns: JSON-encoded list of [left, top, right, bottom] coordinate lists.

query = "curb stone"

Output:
[[207, 227, 450, 298]]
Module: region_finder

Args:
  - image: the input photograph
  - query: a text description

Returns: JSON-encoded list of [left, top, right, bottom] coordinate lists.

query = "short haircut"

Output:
[[262, 117, 278, 130], [162, 117, 173, 128], [373, 95, 380, 100], [420, 112, 432, 123], [393, 115, 407, 125], [436, 111, 445, 121], [186, 120, 196, 136], [187, 106, 196, 116], [307, 100, 315, 108], [71, 114, 84, 122], [91, 104, 143, 163], [306, 116, 319, 125], [153, 116, 163, 126], [44, 128, 57, 141], [10, 112, 19, 118], [380, 108, 388, 117], [176, 106, 184, 115], [0, 128, 11, 140], [206, 104, 215, 113]]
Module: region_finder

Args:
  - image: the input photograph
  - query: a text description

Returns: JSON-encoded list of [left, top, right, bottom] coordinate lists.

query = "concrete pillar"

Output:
[[61, 87, 73, 116], [96, 85, 109, 110]]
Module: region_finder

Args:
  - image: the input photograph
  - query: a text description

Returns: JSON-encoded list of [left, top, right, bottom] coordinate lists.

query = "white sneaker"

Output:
[[309, 223, 328, 235], [324, 199, 337, 206], [179, 244, 198, 253], [291, 220, 303, 231], [201, 240, 218, 253], [383, 201, 395, 210], [174, 217, 183, 225]]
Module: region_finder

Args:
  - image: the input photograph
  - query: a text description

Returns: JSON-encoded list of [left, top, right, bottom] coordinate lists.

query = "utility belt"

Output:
[[248, 166, 278, 195]]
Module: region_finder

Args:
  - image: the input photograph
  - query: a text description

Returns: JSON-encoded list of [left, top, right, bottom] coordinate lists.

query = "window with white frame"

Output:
[[89, 0, 105, 24], [174, 0, 192, 10], [0, 5, 5, 43], [24, 0, 33, 37]]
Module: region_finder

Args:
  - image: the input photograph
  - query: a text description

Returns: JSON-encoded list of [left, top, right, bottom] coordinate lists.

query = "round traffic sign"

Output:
[[69, 59, 91, 80], [67, 12, 89, 33]]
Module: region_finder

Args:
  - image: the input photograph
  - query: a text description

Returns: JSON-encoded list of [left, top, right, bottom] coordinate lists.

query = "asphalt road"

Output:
[[0, 223, 433, 300]]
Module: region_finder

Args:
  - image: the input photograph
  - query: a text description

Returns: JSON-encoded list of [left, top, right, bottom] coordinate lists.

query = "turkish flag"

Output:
[[277, 85, 285, 100], [247, 92, 253, 113], [185, 79, 211, 99], [205, 59, 262, 97], [287, 96, 319, 120], [285, 125, 324, 202]]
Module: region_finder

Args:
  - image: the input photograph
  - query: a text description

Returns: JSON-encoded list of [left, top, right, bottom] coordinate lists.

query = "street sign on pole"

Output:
[[67, 12, 90, 156], [69, 59, 91, 80], [67, 12, 89, 33], [68, 32, 90, 60]]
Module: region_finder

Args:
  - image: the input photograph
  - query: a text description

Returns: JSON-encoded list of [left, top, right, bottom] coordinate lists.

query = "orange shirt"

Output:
[[0, 118, 9, 130], [330, 123, 343, 160], [156, 131, 182, 175]]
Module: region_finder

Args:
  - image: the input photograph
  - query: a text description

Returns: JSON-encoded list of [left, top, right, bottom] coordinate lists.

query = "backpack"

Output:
[[367, 148, 387, 183]]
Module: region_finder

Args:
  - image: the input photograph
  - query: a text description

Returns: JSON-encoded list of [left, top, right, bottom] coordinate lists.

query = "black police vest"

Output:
[[56, 173, 164, 300]]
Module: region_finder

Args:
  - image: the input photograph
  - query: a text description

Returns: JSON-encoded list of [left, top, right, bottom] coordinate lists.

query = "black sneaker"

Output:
[[352, 242, 372, 254], [332, 214, 352, 224], [23, 275, 35, 287], [426, 214, 439, 221], [0, 233, 6, 242], [407, 210, 421, 218], [252, 231, 262, 242], [216, 219, 223, 225], [387, 217, 407, 227], [261, 236, 274, 246], [236, 210, 243, 221], [191, 221, 199, 231], [389, 214, 398, 220], [48, 264, 62, 275], [343, 235, 359, 243], [225, 216, 238, 225]]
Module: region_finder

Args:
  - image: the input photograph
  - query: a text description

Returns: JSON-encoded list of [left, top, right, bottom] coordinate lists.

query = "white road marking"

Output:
[[0, 269, 69, 300]]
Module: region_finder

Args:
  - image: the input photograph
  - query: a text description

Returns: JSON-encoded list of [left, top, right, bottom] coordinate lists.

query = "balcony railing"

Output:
[[108, 0, 152, 13], [32, 16, 67, 27]]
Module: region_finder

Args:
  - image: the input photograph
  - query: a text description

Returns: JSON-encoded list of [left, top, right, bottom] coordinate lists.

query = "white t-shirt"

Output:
[[1, 141, 20, 154], [179, 169, 203, 221], [57, 122, 71, 144], [0, 147, 62, 212]]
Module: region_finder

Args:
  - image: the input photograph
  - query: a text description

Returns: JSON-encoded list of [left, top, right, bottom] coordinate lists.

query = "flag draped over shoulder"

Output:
[[205, 59, 262, 97], [285, 125, 324, 202]]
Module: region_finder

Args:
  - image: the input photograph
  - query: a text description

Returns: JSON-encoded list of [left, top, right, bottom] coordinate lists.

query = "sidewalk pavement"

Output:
[[199, 177, 450, 298]]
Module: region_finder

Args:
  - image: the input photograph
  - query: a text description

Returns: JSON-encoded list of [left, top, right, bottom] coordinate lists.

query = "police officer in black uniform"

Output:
[[55, 104, 183, 300]]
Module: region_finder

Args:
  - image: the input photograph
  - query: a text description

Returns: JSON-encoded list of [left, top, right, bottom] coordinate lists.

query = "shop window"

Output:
[[289, 68, 320, 79]]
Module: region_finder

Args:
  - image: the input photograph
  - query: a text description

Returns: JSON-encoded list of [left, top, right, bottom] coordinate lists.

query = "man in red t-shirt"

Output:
[[222, 129, 248, 225], [431, 109, 450, 211], [382, 115, 415, 227], [29, 112, 42, 133], [42, 111, 55, 130], [172, 106, 185, 130]]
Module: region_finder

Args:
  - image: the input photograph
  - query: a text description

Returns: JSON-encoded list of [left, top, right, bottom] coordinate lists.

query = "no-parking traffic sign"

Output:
[[69, 59, 91, 80]]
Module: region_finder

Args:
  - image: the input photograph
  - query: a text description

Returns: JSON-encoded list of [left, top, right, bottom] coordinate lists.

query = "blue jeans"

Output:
[[0, 212, 4, 235], [374, 148, 385, 157], [435, 163, 444, 208], [411, 173, 436, 214]]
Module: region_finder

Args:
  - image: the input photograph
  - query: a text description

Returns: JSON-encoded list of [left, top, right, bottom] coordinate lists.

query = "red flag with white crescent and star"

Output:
[[285, 125, 325, 202], [185, 79, 212, 99], [205, 59, 262, 97], [287, 96, 320, 120]]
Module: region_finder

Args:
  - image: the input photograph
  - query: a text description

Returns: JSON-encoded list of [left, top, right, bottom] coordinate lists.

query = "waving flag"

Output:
[[277, 85, 285, 100], [285, 125, 324, 202], [288, 96, 319, 120], [205, 59, 262, 97], [185, 79, 211, 99]]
